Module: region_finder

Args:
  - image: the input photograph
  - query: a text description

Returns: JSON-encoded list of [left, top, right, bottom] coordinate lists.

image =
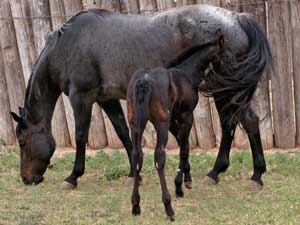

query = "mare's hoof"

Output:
[[175, 189, 184, 198], [61, 181, 77, 190], [184, 181, 192, 189], [167, 214, 175, 221], [125, 177, 134, 187], [202, 176, 218, 186], [246, 180, 263, 191], [132, 205, 141, 216]]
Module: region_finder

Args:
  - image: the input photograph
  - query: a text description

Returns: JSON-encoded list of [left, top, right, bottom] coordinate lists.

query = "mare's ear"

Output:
[[11, 112, 28, 128], [11, 112, 23, 123], [219, 34, 225, 49], [178, 15, 196, 40]]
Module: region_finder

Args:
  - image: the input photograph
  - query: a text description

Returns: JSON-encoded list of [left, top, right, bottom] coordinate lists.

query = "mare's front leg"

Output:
[[204, 95, 237, 185], [98, 100, 134, 181], [170, 112, 193, 197], [154, 121, 175, 221], [240, 108, 266, 189], [62, 93, 93, 189]]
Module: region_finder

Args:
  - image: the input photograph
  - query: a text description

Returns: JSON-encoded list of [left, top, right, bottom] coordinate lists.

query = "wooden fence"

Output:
[[0, 0, 299, 150]]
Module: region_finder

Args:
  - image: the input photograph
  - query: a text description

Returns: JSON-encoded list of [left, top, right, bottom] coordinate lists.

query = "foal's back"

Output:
[[127, 67, 176, 126]]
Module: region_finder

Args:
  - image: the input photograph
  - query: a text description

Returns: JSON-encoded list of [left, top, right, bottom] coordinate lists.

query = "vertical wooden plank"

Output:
[[195, 0, 219, 6], [120, 0, 140, 14], [241, 0, 273, 150], [139, 0, 157, 13], [291, 1, 300, 146], [88, 104, 107, 149], [176, 0, 195, 7], [210, 99, 221, 147], [0, 0, 26, 122], [156, 0, 175, 10], [63, 0, 83, 19], [193, 93, 216, 149], [10, 0, 37, 85], [29, 0, 70, 147], [0, 42, 15, 145], [268, 1, 295, 148]]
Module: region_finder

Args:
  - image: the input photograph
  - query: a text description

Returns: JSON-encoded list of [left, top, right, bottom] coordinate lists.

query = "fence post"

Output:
[[0, 42, 15, 145], [10, 0, 37, 85], [0, 0, 26, 135], [291, 1, 300, 146], [268, 1, 295, 148]]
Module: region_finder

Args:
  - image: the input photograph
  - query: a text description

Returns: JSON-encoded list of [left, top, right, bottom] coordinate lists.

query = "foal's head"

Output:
[[11, 108, 55, 185]]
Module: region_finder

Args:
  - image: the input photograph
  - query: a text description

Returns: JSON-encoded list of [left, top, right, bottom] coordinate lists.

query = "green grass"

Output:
[[1, 146, 300, 225]]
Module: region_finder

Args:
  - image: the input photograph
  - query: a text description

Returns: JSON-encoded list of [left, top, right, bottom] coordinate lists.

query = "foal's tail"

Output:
[[132, 79, 152, 148], [200, 12, 272, 123]]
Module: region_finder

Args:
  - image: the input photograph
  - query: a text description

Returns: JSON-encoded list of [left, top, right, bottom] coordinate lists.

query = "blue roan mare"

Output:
[[127, 35, 224, 220], [11, 4, 271, 194]]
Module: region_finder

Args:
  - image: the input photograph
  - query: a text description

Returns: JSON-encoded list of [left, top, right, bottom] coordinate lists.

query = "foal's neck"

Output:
[[174, 51, 211, 85]]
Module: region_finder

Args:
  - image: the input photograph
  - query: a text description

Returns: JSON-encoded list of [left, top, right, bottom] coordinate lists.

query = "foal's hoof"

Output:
[[202, 176, 218, 186], [246, 180, 263, 191], [132, 205, 141, 216], [184, 181, 192, 189], [61, 181, 77, 190], [175, 189, 184, 198], [167, 214, 175, 221]]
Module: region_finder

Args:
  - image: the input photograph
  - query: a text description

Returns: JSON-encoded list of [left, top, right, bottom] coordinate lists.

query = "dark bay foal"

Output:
[[127, 35, 224, 220]]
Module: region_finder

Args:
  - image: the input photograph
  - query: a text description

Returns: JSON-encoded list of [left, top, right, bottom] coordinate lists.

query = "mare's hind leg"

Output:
[[98, 100, 133, 179], [63, 94, 93, 189], [204, 95, 237, 185], [240, 108, 266, 188], [154, 121, 175, 221], [170, 112, 193, 197]]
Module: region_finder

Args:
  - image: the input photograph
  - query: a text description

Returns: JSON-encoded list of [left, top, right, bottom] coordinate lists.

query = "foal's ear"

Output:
[[11, 112, 23, 123]]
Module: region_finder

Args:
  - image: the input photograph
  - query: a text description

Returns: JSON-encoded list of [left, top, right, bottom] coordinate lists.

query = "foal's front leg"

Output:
[[170, 112, 194, 197], [62, 94, 93, 189], [155, 122, 175, 221]]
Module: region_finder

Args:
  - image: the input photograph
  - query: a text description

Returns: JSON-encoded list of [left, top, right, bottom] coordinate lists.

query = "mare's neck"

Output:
[[23, 59, 60, 130]]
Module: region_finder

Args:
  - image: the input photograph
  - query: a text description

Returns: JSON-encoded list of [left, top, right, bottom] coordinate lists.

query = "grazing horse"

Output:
[[10, 5, 271, 189], [127, 35, 224, 220]]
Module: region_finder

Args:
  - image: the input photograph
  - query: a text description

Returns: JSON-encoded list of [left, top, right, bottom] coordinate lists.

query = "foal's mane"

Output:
[[166, 37, 220, 69]]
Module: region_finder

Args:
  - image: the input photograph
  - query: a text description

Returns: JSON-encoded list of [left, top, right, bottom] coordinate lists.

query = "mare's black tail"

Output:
[[199, 13, 272, 123]]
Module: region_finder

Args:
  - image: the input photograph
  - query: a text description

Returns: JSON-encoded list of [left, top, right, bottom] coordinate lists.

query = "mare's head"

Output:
[[11, 108, 55, 185]]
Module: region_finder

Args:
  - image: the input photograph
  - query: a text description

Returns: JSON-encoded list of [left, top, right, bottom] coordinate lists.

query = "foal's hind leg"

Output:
[[130, 127, 144, 216], [170, 112, 193, 197], [99, 100, 133, 179], [154, 121, 175, 221], [240, 108, 266, 188], [204, 96, 237, 185], [63, 94, 93, 189]]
